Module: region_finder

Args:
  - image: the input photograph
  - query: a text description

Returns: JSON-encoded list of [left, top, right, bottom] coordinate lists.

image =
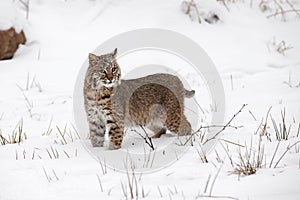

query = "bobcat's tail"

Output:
[[184, 89, 195, 98]]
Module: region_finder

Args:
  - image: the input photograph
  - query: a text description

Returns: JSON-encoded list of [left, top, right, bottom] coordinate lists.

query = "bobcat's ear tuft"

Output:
[[112, 48, 118, 58], [89, 53, 98, 63]]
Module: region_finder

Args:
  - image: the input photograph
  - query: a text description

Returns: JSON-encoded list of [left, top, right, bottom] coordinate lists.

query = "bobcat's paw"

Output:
[[108, 142, 121, 150], [91, 136, 104, 147]]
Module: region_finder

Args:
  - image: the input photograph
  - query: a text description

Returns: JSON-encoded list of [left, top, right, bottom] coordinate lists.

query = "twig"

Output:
[[56, 125, 67, 145], [217, 0, 230, 12], [43, 117, 53, 136], [98, 157, 107, 175], [286, 0, 300, 18], [96, 174, 103, 192], [269, 141, 280, 168], [267, 9, 300, 18], [150, 148, 157, 167], [63, 150, 70, 158], [52, 169, 59, 180], [248, 110, 257, 121], [297, 122, 300, 137], [0, 130, 10, 145], [107, 187, 113, 196], [120, 181, 127, 198], [183, 122, 243, 146], [274, 140, 300, 168], [199, 124, 243, 130], [219, 141, 234, 167], [157, 185, 163, 198], [22, 93, 33, 117], [259, 106, 272, 141], [196, 195, 238, 200], [209, 163, 224, 196], [196, 144, 208, 163], [19, 0, 30, 20], [203, 174, 211, 193], [283, 71, 300, 88], [132, 126, 155, 150], [203, 104, 247, 145], [230, 74, 234, 90], [71, 123, 81, 139], [219, 138, 245, 147], [46, 148, 52, 159], [42, 167, 51, 182], [32, 149, 35, 160]]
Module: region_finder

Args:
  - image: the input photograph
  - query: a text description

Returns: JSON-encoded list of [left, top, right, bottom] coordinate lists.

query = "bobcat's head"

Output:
[[88, 48, 121, 89]]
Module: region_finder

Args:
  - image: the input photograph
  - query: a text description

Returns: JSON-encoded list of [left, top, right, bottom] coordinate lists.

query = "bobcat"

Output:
[[83, 48, 195, 150]]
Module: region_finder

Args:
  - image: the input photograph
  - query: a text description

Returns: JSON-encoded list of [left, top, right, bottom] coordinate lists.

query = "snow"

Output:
[[1, 0, 300, 200], [0, 0, 25, 32]]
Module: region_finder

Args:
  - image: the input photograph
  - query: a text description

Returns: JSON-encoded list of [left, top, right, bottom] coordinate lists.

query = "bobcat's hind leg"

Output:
[[148, 104, 167, 138], [167, 115, 192, 136], [177, 115, 192, 136]]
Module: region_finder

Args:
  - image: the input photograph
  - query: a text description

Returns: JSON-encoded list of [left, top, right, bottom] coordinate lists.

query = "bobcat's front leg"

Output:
[[87, 107, 106, 147], [107, 118, 124, 150]]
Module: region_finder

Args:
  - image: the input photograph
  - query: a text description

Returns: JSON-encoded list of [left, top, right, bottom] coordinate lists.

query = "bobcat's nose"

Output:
[[107, 74, 113, 81]]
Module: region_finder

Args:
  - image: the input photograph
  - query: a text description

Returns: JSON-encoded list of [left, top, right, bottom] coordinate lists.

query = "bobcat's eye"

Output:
[[111, 67, 117, 73], [99, 69, 106, 74]]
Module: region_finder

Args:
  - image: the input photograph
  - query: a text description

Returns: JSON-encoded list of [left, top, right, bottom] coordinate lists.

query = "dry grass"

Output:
[[231, 137, 264, 176], [44, 123, 80, 145], [272, 140, 300, 168], [96, 174, 104, 192], [267, 37, 293, 55], [0, 120, 27, 145], [261, 0, 300, 21], [97, 157, 107, 175], [231, 106, 299, 173], [46, 146, 60, 159], [181, 0, 220, 24], [142, 145, 157, 168], [195, 143, 209, 163], [181, 0, 202, 23], [197, 163, 239, 200], [120, 159, 150, 200], [258, 107, 298, 141], [16, 72, 42, 92], [42, 166, 59, 182], [19, 0, 30, 20], [42, 117, 53, 136], [15, 145, 74, 160], [270, 109, 292, 141], [283, 71, 300, 88]]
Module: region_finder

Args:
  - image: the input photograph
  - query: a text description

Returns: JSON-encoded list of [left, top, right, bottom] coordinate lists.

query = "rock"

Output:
[[0, 27, 26, 60]]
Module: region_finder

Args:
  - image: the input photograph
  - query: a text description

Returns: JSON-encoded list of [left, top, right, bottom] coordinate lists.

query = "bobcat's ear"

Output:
[[88, 53, 98, 63], [112, 48, 118, 58]]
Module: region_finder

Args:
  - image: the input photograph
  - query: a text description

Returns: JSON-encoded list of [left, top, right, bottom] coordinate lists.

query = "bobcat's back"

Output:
[[113, 73, 194, 129]]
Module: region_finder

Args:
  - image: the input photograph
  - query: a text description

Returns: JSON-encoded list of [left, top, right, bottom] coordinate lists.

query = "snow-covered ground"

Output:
[[0, 0, 300, 199]]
